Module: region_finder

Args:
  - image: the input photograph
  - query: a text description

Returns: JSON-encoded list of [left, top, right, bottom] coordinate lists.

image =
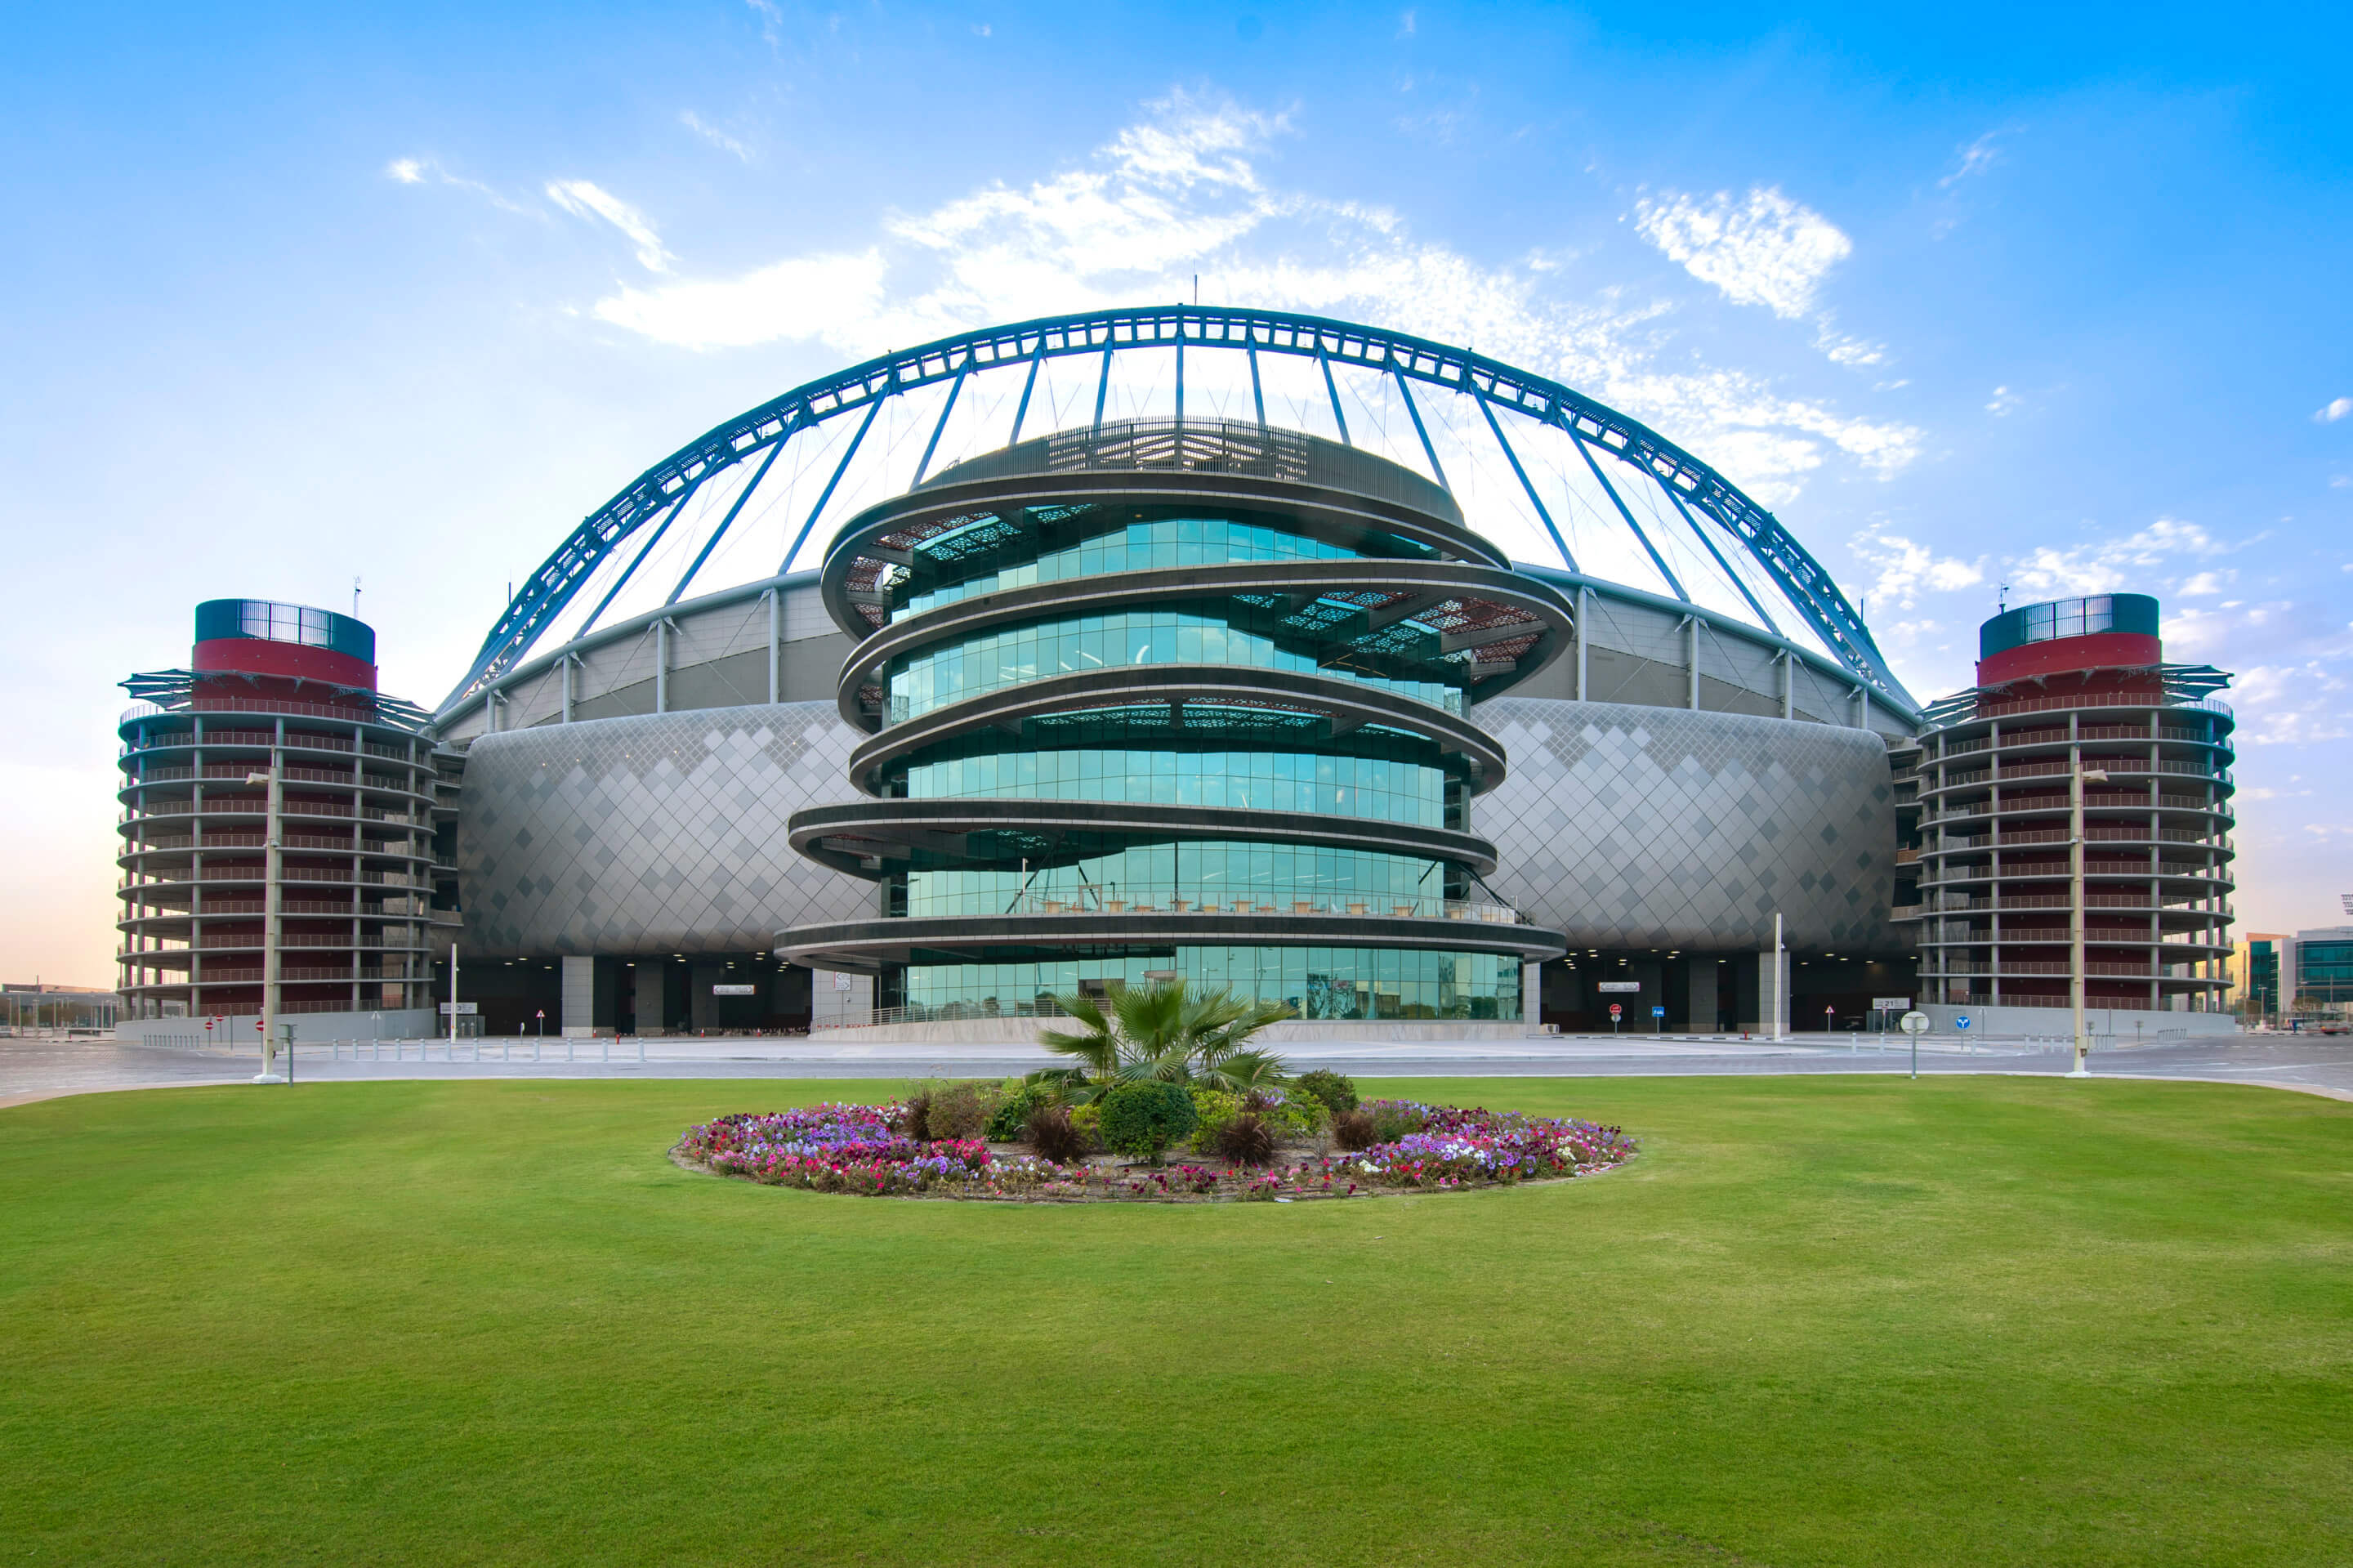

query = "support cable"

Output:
[[1393, 365, 1449, 494], [579, 479, 703, 638], [909, 361, 969, 485], [666, 439, 784, 606], [779, 398, 882, 574], [1473, 390, 1574, 570], [1319, 348, 1351, 445], [1007, 341, 1043, 444], [1571, 431, 1687, 602]]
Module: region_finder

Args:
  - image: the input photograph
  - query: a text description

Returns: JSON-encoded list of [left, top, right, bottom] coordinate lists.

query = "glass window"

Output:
[[897, 945, 1520, 1020]]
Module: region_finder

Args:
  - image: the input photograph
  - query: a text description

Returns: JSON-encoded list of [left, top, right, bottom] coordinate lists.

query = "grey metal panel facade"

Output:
[[1469, 697, 1904, 953], [457, 704, 875, 957]]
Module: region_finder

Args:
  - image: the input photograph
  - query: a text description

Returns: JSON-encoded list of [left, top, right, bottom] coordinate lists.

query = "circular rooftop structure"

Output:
[[440, 307, 1915, 720]]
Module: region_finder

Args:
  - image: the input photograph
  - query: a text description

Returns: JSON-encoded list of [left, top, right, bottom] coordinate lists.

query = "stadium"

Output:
[[113, 306, 2241, 1043]]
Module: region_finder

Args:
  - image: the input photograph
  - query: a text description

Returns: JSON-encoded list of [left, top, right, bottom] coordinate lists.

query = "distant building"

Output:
[[2227, 932, 2291, 1019]]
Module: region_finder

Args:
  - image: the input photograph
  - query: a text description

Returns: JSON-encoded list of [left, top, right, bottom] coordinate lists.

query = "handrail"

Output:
[[918, 888, 1526, 923]]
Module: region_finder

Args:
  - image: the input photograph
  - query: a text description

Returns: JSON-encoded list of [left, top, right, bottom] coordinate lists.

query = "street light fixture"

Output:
[[2069, 762, 2111, 1079], [245, 752, 287, 1084]]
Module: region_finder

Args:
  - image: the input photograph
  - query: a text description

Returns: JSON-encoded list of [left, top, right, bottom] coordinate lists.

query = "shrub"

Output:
[[902, 1089, 933, 1142], [1067, 1103, 1105, 1155], [922, 1080, 998, 1141], [1185, 1088, 1244, 1154], [1333, 1109, 1378, 1151], [1215, 1111, 1277, 1166], [1097, 1080, 1199, 1162], [985, 1080, 1053, 1141], [1366, 1098, 1431, 1141], [1294, 1070, 1360, 1115], [1025, 1103, 1087, 1163]]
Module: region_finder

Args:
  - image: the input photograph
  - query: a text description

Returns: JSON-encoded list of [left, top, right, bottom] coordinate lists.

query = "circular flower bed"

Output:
[[672, 1096, 1637, 1203]]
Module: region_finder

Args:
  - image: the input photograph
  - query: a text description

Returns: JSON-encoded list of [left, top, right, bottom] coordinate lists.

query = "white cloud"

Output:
[[1939, 132, 2004, 189], [2177, 570, 2233, 596], [574, 95, 1920, 498], [2007, 516, 2229, 598], [680, 111, 751, 163], [547, 180, 674, 273], [1814, 319, 1886, 367], [1631, 185, 1852, 319], [1986, 386, 2019, 417], [1849, 523, 1986, 611], [2315, 396, 2352, 423], [972, 22, 991, 36], [384, 156, 530, 213]]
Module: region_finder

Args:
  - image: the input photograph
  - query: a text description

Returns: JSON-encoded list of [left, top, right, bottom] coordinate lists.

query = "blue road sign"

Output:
[[1651, 1005, 1666, 1018], [1955, 1016, 1971, 1030]]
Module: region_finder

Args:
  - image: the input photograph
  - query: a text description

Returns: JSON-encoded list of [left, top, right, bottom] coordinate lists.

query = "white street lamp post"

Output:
[[248, 749, 287, 1083], [2069, 761, 2110, 1079]]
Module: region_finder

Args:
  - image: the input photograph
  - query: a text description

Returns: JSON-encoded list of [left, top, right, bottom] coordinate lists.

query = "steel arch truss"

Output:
[[444, 306, 1913, 713]]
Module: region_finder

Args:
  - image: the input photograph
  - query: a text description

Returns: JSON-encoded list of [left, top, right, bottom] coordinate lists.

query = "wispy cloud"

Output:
[[1939, 132, 2005, 189], [383, 155, 530, 213], [2007, 516, 2230, 597], [2314, 395, 2352, 423], [1849, 522, 1986, 610], [1631, 185, 1851, 320], [680, 111, 751, 163], [547, 180, 674, 272], [579, 94, 1921, 502]]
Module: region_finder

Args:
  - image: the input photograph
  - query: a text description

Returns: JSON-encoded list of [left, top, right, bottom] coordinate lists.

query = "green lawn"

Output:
[[3, 1074, 2349, 1566]]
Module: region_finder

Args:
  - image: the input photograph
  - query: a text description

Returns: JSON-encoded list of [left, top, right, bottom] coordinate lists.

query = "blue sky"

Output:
[[6, 2, 2349, 981]]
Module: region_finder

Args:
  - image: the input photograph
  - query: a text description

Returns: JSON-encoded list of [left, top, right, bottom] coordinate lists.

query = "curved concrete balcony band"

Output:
[[775, 910, 1568, 974], [788, 797, 1499, 878], [843, 663, 1510, 798], [835, 558, 1574, 729]]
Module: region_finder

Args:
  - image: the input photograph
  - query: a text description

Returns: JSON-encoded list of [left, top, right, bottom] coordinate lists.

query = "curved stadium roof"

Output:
[[443, 306, 1914, 717]]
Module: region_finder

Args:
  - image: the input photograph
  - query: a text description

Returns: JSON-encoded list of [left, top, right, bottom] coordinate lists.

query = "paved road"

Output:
[[7, 1030, 2351, 1106]]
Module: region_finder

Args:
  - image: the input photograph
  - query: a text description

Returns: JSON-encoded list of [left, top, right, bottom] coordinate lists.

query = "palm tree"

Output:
[[1034, 981, 1293, 1101]]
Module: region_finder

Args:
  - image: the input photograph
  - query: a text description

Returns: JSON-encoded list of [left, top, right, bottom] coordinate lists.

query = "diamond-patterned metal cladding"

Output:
[[456, 704, 876, 956], [455, 695, 1904, 959], [1468, 697, 1904, 952]]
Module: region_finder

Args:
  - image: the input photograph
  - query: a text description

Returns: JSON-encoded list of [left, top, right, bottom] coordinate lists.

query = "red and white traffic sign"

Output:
[[1608, 1003, 1623, 1018]]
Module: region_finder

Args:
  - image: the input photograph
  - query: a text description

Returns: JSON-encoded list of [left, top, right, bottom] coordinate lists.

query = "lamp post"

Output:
[[2068, 761, 2110, 1079], [247, 749, 287, 1083]]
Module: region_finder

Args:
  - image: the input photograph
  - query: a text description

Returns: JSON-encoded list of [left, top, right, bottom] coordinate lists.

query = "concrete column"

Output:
[[1685, 615, 1699, 709], [766, 587, 781, 704], [1574, 585, 1589, 700], [1522, 960, 1543, 1030], [654, 620, 670, 714], [560, 955, 595, 1037]]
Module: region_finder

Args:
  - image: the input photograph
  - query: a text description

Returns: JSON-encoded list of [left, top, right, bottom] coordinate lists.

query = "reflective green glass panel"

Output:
[[902, 747, 1449, 827], [903, 842, 1453, 918], [900, 516, 1383, 620], [897, 946, 1522, 1021], [886, 608, 1462, 721]]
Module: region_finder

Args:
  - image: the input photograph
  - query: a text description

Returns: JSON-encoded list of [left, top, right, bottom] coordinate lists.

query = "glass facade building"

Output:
[[778, 418, 1569, 1020]]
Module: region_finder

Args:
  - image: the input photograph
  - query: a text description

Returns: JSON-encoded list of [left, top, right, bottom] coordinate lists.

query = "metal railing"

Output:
[[935, 888, 1528, 922]]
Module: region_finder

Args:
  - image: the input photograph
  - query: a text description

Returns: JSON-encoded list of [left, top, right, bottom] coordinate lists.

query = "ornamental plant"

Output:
[[674, 1096, 1636, 1202], [1034, 981, 1293, 1102], [1293, 1070, 1360, 1115], [1096, 1079, 1199, 1163]]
